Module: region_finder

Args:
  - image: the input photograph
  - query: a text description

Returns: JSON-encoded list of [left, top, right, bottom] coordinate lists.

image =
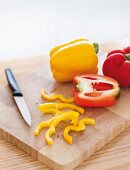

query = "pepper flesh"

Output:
[[64, 118, 95, 144], [37, 111, 79, 145], [41, 89, 74, 103], [34, 110, 63, 136], [38, 103, 85, 114], [74, 74, 120, 107], [34, 116, 57, 136], [50, 39, 98, 82], [39, 108, 63, 116]]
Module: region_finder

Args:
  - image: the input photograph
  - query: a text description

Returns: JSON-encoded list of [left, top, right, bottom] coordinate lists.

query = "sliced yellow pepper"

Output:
[[39, 108, 63, 116], [38, 103, 84, 114], [64, 118, 95, 144], [45, 111, 79, 145], [34, 110, 65, 136], [41, 89, 74, 103], [34, 116, 56, 136]]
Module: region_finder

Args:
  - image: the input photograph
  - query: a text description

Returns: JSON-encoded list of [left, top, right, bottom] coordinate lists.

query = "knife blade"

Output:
[[5, 68, 31, 126]]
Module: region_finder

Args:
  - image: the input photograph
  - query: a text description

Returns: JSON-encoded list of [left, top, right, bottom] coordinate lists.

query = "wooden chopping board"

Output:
[[1, 50, 130, 170]]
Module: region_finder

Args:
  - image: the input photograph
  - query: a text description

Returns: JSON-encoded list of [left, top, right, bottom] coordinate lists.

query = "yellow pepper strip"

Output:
[[39, 108, 63, 116], [38, 103, 84, 114], [34, 110, 64, 136], [41, 89, 74, 103], [64, 118, 95, 144], [34, 116, 56, 136], [45, 111, 79, 145], [37, 108, 80, 116]]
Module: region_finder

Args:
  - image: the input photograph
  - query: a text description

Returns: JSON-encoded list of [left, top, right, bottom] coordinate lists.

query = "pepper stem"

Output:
[[76, 82, 83, 92], [125, 54, 130, 61], [93, 42, 99, 54]]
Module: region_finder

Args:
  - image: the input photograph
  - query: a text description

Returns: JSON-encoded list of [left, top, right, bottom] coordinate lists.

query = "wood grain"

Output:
[[0, 137, 49, 170], [1, 126, 130, 170], [0, 38, 129, 169]]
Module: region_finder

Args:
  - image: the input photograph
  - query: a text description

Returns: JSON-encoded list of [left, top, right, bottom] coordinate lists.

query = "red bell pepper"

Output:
[[103, 46, 130, 86], [73, 74, 120, 107]]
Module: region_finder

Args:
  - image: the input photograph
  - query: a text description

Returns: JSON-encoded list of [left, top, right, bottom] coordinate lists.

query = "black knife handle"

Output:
[[5, 68, 23, 97]]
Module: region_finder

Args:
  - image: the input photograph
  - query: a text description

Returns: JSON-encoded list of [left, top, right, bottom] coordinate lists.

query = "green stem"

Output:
[[125, 53, 130, 61], [76, 82, 83, 92], [93, 42, 99, 54]]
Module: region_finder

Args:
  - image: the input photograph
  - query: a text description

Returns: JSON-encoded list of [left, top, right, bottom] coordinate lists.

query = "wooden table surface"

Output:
[[1, 39, 130, 170]]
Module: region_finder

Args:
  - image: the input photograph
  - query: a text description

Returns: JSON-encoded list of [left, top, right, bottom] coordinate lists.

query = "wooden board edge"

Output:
[[0, 128, 38, 159]]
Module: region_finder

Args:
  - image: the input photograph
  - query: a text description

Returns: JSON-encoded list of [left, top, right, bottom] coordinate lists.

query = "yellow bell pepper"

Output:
[[50, 38, 99, 82], [50, 38, 87, 57], [64, 118, 95, 144]]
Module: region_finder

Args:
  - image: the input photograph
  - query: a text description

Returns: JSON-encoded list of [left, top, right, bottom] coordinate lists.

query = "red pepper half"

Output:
[[73, 74, 120, 107], [103, 46, 130, 86]]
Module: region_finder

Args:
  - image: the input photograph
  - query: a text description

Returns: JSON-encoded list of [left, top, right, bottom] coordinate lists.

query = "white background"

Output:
[[0, 0, 130, 60]]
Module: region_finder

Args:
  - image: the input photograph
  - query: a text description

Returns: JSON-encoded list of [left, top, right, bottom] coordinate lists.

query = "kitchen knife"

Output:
[[5, 68, 31, 126]]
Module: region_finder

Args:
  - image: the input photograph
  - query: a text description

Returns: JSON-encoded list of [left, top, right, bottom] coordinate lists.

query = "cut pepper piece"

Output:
[[45, 111, 79, 145], [38, 103, 84, 114], [34, 116, 56, 136], [73, 74, 120, 107], [64, 118, 95, 144], [41, 89, 74, 103], [39, 108, 63, 116]]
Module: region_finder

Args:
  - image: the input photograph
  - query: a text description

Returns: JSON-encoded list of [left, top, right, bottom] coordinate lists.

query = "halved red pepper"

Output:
[[73, 74, 120, 107]]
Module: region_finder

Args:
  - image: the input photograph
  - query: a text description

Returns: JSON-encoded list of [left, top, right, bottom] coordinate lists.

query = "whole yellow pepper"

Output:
[[50, 38, 87, 57], [50, 38, 99, 82]]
